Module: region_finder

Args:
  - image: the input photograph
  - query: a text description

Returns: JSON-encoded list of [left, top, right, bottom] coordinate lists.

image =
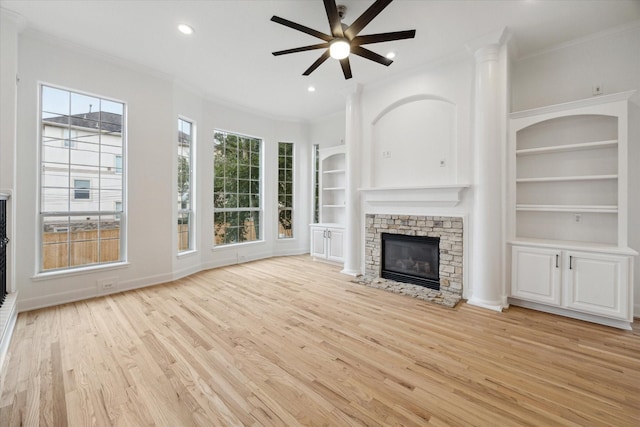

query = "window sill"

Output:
[[32, 262, 130, 282], [177, 250, 198, 260], [211, 240, 265, 250]]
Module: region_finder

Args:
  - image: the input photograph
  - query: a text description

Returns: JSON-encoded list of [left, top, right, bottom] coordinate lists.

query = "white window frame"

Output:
[[37, 83, 127, 274], [277, 142, 294, 239], [177, 117, 196, 254], [213, 129, 263, 247]]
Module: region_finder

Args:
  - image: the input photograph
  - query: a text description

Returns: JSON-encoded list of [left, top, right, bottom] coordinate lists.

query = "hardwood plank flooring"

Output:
[[1, 255, 639, 426]]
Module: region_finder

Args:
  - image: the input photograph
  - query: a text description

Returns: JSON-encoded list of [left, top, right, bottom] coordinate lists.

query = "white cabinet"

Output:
[[511, 245, 633, 328], [511, 246, 561, 305], [564, 251, 629, 320], [310, 225, 344, 263]]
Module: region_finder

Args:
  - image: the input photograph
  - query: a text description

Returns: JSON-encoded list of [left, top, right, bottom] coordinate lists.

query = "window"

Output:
[[115, 155, 122, 174], [213, 130, 261, 245], [73, 179, 90, 200], [63, 129, 77, 148], [278, 142, 294, 239], [178, 118, 194, 253], [40, 85, 125, 272], [312, 144, 320, 223]]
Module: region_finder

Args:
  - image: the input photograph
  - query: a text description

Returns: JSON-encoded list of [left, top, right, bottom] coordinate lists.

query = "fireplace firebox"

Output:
[[381, 233, 440, 290]]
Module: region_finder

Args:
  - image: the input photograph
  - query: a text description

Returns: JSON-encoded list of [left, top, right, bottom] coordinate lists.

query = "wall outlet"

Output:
[[574, 214, 582, 224], [97, 278, 118, 292], [382, 150, 391, 159], [592, 84, 602, 96]]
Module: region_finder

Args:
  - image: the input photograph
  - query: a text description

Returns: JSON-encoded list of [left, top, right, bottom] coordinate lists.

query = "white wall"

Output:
[[309, 111, 346, 150], [511, 22, 640, 313], [14, 31, 311, 311]]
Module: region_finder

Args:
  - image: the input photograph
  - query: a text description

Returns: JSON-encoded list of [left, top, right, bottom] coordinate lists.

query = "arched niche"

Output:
[[370, 95, 457, 188]]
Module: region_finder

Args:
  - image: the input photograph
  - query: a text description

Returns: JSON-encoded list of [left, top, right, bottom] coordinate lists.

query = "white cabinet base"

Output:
[[310, 225, 344, 265], [508, 297, 633, 330], [510, 244, 634, 330]]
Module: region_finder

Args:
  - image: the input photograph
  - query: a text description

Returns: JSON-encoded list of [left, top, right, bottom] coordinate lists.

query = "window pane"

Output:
[[177, 212, 190, 252], [42, 216, 70, 270], [278, 209, 293, 239], [42, 86, 69, 115]]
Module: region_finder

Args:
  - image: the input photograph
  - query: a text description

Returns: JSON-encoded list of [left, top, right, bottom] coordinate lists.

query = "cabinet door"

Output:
[[564, 251, 629, 320], [326, 228, 344, 262], [310, 228, 327, 258], [511, 246, 561, 305]]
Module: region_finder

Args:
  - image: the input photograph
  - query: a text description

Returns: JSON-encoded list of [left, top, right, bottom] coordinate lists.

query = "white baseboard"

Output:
[[510, 298, 633, 330]]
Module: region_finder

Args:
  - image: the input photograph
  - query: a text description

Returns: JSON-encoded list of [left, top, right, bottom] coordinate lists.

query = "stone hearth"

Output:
[[357, 214, 463, 307]]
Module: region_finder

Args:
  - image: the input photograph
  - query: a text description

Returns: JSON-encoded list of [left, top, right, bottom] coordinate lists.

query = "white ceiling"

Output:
[[2, 0, 639, 121]]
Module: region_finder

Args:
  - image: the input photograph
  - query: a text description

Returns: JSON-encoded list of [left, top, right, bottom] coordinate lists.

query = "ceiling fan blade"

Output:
[[323, 0, 344, 38], [340, 57, 353, 80], [351, 30, 416, 46], [344, 0, 393, 39], [351, 45, 393, 66], [272, 43, 330, 56], [303, 50, 331, 75], [271, 15, 332, 42]]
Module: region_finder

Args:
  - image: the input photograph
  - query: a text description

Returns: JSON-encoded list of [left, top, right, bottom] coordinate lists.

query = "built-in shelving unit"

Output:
[[507, 90, 637, 329], [310, 145, 346, 264]]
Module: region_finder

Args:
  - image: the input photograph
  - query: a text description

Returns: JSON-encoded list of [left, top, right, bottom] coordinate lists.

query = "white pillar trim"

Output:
[[342, 84, 363, 276], [466, 28, 509, 312]]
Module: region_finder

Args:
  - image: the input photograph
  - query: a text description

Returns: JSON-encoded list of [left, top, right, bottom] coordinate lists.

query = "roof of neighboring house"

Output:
[[43, 111, 122, 133]]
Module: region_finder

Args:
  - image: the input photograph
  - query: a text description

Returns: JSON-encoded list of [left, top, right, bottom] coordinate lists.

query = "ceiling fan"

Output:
[[271, 0, 416, 80]]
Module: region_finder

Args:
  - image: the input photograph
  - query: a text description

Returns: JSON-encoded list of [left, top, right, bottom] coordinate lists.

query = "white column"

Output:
[[467, 30, 509, 311], [342, 84, 362, 275]]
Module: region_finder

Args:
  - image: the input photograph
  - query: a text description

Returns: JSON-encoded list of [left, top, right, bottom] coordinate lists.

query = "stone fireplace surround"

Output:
[[357, 214, 463, 307]]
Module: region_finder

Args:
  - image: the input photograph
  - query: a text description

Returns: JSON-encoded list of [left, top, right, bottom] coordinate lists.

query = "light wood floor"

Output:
[[1, 255, 639, 426]]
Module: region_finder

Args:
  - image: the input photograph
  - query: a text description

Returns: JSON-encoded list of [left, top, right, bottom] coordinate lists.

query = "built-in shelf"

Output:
[[324, 187, 345, 191], [516, 204, 618, 213], [515, 140, 617, 156], [323, 169, 345, 174], [322, 205, 345, 208], [516, 174, 617, 183]]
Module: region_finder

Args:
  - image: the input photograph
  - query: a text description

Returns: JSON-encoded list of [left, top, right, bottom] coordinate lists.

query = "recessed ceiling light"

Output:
[[386, 51, 396, 59], [178, 24, 194, 35], [307, 86, 316, 92]]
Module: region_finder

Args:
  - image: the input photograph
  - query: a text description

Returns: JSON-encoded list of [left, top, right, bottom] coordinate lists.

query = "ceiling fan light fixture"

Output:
[[329, 39, 350, 60]]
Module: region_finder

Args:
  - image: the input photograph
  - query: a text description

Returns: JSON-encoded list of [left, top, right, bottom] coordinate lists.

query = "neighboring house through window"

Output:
[[39, 84, 126, 272], [213, 130, 261, 245], [278, 142, 294, 239]]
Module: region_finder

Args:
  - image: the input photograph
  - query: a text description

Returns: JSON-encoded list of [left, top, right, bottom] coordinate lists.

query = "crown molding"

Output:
[[0, 8, 26, 32]]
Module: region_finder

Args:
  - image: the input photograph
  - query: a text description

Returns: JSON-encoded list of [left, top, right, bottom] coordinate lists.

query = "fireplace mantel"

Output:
[[359, 184, 470, 207]]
